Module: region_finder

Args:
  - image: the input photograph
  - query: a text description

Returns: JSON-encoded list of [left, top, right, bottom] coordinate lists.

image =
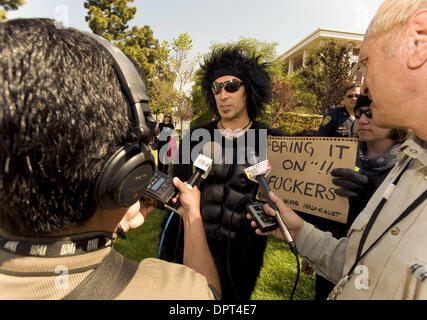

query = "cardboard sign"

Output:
[[256, 136, 358, 224]]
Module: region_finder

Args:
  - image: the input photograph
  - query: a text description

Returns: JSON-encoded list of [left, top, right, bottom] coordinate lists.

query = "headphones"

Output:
[[84, 32, 157, 210]]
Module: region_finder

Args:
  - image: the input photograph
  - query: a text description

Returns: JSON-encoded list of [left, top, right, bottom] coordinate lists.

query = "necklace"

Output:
[[219, 119, 252, 132], [218, 119, 252, 139]]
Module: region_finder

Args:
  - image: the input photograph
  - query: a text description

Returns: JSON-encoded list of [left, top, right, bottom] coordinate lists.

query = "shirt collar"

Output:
[[397, 134, 427, 167]]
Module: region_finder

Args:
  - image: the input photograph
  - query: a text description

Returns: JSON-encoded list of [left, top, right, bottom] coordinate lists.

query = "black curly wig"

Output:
[[200, 46, 272, 120]]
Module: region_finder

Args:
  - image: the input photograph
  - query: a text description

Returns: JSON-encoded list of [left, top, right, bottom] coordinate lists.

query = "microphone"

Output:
[[183, 153, 213, 189], [185, 140, 222, 187], [168, 142, 220, 211], [244, 148, 298, 256]]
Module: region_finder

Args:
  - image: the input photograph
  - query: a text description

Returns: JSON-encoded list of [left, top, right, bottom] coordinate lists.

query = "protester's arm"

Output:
[[172, 177, 221, 297], [248, 191, 348, 283]]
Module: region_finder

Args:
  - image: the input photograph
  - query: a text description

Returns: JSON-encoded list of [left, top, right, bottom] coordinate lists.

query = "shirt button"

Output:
[[391, 227, 400, 236], [424, 174, 427, 181], [409, 149, 418, 154]]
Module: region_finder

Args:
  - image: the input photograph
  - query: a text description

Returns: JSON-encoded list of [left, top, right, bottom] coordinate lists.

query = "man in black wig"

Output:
[[159, 46, 284, 300]]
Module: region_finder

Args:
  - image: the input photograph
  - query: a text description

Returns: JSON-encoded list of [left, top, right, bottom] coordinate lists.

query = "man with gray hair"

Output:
[[250, 0, 427, 299]]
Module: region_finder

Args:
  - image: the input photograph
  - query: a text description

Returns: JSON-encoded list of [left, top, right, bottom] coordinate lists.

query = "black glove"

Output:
[[330, 168, 369, 198]]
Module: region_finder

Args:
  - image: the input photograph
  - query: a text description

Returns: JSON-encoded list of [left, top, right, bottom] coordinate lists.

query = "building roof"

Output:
[[279, 28, 365, 61]]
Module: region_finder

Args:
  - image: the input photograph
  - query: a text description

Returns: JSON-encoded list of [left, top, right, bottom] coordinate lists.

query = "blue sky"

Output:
[[8, 0, 383, 57]]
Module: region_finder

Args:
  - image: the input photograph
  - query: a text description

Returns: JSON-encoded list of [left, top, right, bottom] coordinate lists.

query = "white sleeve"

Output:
[[295, 222, 348, 284]]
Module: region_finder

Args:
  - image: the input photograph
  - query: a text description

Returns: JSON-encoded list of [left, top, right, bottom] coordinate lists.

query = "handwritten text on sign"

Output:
[[257, 137, 358, 224]]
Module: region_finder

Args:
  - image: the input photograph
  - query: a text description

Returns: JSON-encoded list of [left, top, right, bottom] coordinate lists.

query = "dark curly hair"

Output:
[[0, 19, 135, 235], [200, 46, 272, 120]]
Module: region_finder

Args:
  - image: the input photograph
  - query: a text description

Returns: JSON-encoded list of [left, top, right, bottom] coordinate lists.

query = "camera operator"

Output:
[[0, 19, 219, 300]]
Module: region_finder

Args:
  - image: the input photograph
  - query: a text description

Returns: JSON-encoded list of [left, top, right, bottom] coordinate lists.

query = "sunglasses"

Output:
[[211, 79, 244, 95], [354, 108, 372, 119], [347, 94, 359, 99]]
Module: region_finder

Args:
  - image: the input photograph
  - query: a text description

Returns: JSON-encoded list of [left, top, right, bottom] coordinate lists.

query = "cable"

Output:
[[173, 215, 183, 262], [227, 211, 240, 300], [226, 196, 301, 301], [157, 211, 175, 258], [157, 208, 183, 262], [226, 206, 240, 300], [226, 196, 251, 301], [289, 250, 300, 300]]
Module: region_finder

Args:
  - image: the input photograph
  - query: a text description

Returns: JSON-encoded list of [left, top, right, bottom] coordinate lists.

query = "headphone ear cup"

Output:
[[95, 143, 154, 210]]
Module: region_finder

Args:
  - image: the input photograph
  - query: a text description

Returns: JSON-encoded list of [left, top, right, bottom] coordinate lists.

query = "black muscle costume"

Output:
[[159, 120, 284, 300]]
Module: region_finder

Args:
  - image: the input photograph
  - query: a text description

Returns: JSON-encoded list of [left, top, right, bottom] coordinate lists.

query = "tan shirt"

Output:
[[116, 258, 216, 300], [0, 245, 216, 300], [296, 135, 427, 299]]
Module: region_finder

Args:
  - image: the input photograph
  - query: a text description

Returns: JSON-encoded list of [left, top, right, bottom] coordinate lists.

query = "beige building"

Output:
[[280, 28, 364, 74]]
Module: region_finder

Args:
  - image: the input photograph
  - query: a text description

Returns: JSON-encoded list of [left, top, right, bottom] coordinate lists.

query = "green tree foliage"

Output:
[[84, 0, 177, 119], [275, 112, 322, 135], [147, 78, 178, 120], [84, 0, 172, 81], [288, 40, 354, 115], [261, 76, 295, 128], [84, 0, 136, 40], [117, 27, 173, 81], [0, 0, 26, 21], [190, 72, 213, 121], [287, 71, 318, 114], [168, 33, 199, 125], [210, 36, 282, 77], [170, 33, 196, 94]]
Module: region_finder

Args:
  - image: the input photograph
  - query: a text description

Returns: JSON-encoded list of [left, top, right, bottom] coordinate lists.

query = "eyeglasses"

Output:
[[211, 79, 244, 95], [354, 108, 372, 119], [346, 94, 359, 99]]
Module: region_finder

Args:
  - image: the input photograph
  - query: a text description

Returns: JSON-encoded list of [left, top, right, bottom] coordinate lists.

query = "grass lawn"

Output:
[[114, 208, 316, 300]]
